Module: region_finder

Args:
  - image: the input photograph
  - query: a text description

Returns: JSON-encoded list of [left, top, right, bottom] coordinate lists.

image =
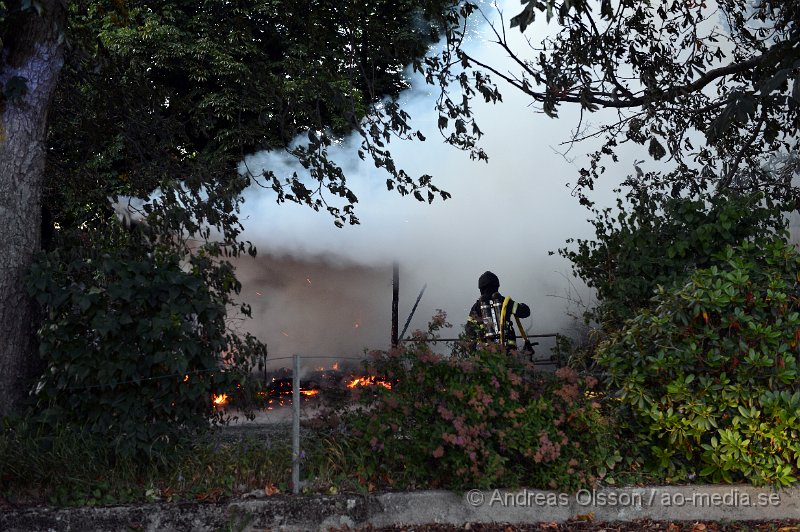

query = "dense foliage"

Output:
[[11, 0, 469, 448], [597, 238, 800, 486], [27, 237, 264, 457], [559, 190, 788, 328], [47, 0, 457, 229], [335, 314, 619, 491]]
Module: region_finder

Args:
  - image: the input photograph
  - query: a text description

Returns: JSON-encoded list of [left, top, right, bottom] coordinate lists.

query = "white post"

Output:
[[292, 353, 300, 494]]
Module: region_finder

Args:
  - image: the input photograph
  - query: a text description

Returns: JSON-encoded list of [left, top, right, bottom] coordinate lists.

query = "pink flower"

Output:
[[438, 404, 454, 421], [555, 367, 578, 384], [533, 431, 561, 463], [554, 383, 580, 402], [432, 446, 445, 458]]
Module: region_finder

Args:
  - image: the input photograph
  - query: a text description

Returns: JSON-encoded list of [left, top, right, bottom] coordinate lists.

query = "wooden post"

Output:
[[391, 262, 399, 348]]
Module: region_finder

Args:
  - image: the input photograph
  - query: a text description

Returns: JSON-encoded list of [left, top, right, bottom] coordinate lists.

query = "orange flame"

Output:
[[347, 376, 392, 390], [301, 389, 320, 396], [212, 393, 229, 406]]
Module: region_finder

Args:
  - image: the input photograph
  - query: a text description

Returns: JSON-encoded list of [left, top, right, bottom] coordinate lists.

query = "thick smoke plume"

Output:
[[231, 4, 636, 369]]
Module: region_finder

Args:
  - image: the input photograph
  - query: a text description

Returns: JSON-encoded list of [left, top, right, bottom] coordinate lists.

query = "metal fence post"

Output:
[[391, 262, 399, 348], [292, 353, 300, 494]]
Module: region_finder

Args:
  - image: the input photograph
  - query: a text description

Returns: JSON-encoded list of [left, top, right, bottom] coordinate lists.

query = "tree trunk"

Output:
[[0, 2, 66, 416]]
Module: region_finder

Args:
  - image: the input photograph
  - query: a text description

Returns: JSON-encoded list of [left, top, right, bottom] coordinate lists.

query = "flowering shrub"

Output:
[[597, 238, 800, 486], [338, 313, 618, 491]]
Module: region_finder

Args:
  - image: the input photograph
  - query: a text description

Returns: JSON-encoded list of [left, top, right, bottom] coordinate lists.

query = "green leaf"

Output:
[[648, 137, 666, 160], [759, 68, 790, 96], [510, 3, 536, 32]]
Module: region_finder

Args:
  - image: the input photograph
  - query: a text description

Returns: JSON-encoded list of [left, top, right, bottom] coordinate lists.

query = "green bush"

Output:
[[27, 249, 264, 460], [560, 190, 787, 328], [597, 238, 800, 486], [337, 313, 619, 491]]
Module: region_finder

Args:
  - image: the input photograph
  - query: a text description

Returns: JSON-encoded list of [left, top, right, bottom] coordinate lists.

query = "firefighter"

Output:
[[467, 271, 532, 353]]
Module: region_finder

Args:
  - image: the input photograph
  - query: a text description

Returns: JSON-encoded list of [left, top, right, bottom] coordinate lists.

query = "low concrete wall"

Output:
[[2, 485, 799, 531], [369, 486, 800, 526]]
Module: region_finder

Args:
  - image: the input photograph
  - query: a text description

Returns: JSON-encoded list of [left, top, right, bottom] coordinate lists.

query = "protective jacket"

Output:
[[468, 292, 530, 350]]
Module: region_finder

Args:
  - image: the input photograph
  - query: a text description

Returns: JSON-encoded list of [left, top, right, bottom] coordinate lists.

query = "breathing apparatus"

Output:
[[479, 293, 507, 342], [479, 294, 537, 358]]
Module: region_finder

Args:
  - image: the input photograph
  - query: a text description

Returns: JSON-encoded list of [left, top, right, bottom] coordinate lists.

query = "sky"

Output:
[[231, 2, 648, 369]]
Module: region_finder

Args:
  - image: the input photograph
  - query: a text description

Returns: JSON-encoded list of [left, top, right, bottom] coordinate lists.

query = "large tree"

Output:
[[432, 0, 800, 204], [0, 0, 461, 416], [0, 1, 66, 415]]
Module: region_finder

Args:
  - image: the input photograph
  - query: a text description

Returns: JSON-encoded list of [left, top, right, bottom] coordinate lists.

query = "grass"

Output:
[[0, 417, 358, 507]]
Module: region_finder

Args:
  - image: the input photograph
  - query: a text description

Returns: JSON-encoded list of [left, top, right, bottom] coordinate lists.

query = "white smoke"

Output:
[[232, 2, 647, 367]]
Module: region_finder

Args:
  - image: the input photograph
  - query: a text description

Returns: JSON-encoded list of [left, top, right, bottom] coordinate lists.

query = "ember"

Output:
[[346, 376, 392, 389], [248, 362, 392, 412], [266, 378, 320, 401], [212, 393, 229, 406]]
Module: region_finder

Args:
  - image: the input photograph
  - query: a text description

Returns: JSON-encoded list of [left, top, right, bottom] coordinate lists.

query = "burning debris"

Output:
[[346, 376, 391, 390], [262, 378, 321, 408], [212, 393, 229, 406], [210, 362, 392, 411]]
